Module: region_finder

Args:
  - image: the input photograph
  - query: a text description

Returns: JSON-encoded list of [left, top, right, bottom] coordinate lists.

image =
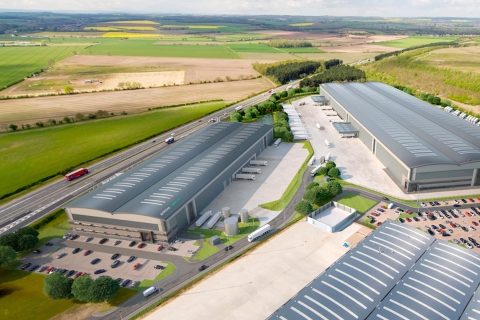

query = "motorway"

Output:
[[0, 82, 296, 236]]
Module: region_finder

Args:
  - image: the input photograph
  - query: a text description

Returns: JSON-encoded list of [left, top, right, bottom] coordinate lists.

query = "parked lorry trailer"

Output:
[[249, 159, 268, 166], [247, 224, 272, 242], [235, 173, 256, 181], [310, 165, 323, 177], [206, 212, 222, 229], [241, 167, 262, 174], [274, 138, 282, 147], [194, 210, 213, 227]]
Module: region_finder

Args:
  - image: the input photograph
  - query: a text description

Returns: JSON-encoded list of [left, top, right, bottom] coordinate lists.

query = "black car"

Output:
[[72, 248, 82, 254], [127, 256, 136, 263], [66, 270, 76, 277], [128, 241, 137, 247], [111, 260, 121, 268], [85, 237, 94, 242], [91, 258, 101, 265], [94, 269, 106, 275], [154, 265, 165, 270], [114, 240, 122, 246], [198, 265, 208, 272], [111, 253, 120, 260], [225, 245, 234, 252], [29, 264, 40, 272], [427, 228, 435, 236], [99, 238, 109, 244], [399, 218, 405, 223], [431, 224, 438, 230], [20, 262, 32, 270], [461, 199, 467, 203], [439, 224, 446, 229], [120, 279, 131, 287], [413, 217, 420, 222], [70, 234, 80, 240]]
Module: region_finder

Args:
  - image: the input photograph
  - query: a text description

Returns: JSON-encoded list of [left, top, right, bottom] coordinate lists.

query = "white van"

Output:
[[142, 286, 159, 298]]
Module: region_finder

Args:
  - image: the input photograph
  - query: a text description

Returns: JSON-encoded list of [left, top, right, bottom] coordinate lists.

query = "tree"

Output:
[[230, 112, 242, 122], [0, 245, 16, 267], [327, 181, 343, 196], [306, 182, 319, 190], [64, 86, 74, 94], [328, 167, 341, 179], [318, 166, 328, 176], [16, 227, 39, 238], [44, 272, 73, 299], [295, 200, 313, 215], [71, 275, 94, 302], [75, 113, 85, 121], [325, 161, 336, 170], [314, 187, 332, 205], [0, 233, 19, 250], [303, 187, 319, 203], [89, 276, 120, 302], [17, 234, 38, 251], [8, 124, 18, 131]]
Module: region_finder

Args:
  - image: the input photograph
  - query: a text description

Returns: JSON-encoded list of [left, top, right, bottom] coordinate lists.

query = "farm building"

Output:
[[65, 122, 273, 242], [268, 220, 480, 320], [320, 82, 480, 192]]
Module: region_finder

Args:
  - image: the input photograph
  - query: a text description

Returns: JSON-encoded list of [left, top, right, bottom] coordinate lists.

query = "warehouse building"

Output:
[[268, 220, 480, 320], [66, 122, 273, 242], [320, 82, 480, 192]]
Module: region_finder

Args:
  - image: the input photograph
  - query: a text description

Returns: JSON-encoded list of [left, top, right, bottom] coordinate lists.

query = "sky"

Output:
[[0, 0, 479, 17]]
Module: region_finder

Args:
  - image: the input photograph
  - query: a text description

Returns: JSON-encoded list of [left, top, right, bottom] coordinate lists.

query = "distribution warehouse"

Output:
[[66, 122, 273, 242], [320, 82, 480, 192], [268, 220, 480, 320]]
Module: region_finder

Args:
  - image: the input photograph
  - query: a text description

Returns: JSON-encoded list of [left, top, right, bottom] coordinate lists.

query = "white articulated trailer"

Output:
[[250, 160, 268, 166], [308, 155, 315, 166], [274, 138, 282, 147], [194, 210, 212, 227], [235, 173, 256, 181], [247, 224, 272, 242], [310, 165, 323, 177], [241, 167, 262, 174]]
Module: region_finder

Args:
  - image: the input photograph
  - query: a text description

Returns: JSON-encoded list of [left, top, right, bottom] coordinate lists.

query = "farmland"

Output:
[[0, 101, 227, 198], [0, 45, 86, 90], [363, 45, 480, 107], [376, 35, 458, 48]]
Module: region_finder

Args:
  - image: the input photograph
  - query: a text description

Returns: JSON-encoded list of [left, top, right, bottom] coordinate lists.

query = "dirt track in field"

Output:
[[0, 78, 273, 127]]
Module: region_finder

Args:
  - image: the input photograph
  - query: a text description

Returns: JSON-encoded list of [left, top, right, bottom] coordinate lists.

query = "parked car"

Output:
[[39, 265, 48, 273], [85, 237, 94, 242], [72, 248, 82, 254], [70, 234, 79, 240], [56, 253, 67, 259], [29, 264, 40, 272], [94, 269, 106, 275], [20, 262, 32, 270], [111, 253, 120, 260], [111, 260, 121, 268], [83, 250, 93, 256], [99, 238, 108, 244], [114, 240, 122, 246], [137, 242, 147, 249], [90, 258, 101, 265], [121, 279, 131, 287], [66, 270, 76, 277], [157, 245, 164, 251], [154, 264, 165, 270], [133, 263, 142, 270], [127, 256, 137, 263], [129, 241, 137, 247]]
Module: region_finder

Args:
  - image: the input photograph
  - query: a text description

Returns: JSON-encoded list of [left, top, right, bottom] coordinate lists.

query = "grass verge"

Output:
[[138, 263, 177, 291], [336, 192, 378, 213], [260, 141, 314, 211]]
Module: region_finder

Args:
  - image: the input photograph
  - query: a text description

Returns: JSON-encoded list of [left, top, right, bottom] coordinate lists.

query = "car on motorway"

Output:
[[225, 245, 234, 251], [137, 242, 147, 249], [111, 253, 120, 260], [72, 248, 81, 254], [127, 256, 137, 263], [94, 269, 106, 275], [198, 265, 209, 272], [90, 258, 101, 265], [99, 238, 108, 244], [111, 260, 121, 268], [83, 250, 93, 256], [129, 241, 137, 247]]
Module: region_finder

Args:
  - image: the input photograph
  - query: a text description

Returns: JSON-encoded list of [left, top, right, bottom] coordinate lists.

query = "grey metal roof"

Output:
[[68, 122, 272, 220], [268, 220, 480, 320], [267, 220, 434, 320], [320, 82, 480, 168], [369, 241, 480, 320], [461, 283, 480, 320], [311, 95, 327, 103], [333, 122, 358, 134]]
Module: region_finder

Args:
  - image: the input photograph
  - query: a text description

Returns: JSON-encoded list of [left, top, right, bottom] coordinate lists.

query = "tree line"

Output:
[[300, 64, 366, 88], [374, 41, 458, 61], [254, 60, 322, 85], [268, 40, 313, 48], [0, 226, 40, 268]]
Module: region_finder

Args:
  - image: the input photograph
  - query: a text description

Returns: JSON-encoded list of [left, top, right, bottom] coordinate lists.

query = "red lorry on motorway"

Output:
[[65, 168, 89, 181]]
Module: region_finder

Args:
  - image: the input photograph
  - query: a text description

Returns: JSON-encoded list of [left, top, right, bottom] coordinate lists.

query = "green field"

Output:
[[376, 35, 457, 48], [0, 101, 227, 198], [227, 43, 280, 53], [337, 193, 378, 213], [0, 45, 85, 89], [280, 47, 323, 53], [85, 39, 239, 58], [363, 45, 480, 106]]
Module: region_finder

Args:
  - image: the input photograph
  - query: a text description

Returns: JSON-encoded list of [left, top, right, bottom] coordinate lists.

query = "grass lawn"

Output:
[[337, 192, 378, 213], [185, 218, 260, 261], [0, 101, 226, 198], [280, 47, 324, 53], [376, 35, 457, 48], [0, 45, 86, 90], [85, 39, 239, 58], [260, 141, 314, 211], [32, 209, 70, 245], [138, 263, 176, 290]]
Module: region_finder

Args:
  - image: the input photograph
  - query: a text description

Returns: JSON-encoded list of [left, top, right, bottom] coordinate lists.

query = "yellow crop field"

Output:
[[289, 22, 314, 27], [102, 32, 159, 38]]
